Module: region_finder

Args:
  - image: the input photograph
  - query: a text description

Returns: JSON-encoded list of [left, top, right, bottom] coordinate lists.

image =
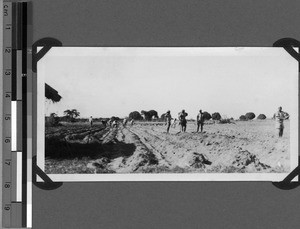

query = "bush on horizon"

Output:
[[239, 115, 248, 121], [257, 114, 266, 120], [141, 110, 159, 121], [46, 113, 60, 127], [212, 112, 222, 121], [245, 112, 255, 120], [129, 111, 143, 120], [203, 111, 212, 121]]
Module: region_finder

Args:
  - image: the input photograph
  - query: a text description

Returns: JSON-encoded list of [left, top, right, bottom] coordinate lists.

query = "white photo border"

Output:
[[36, 47, 299, 182]]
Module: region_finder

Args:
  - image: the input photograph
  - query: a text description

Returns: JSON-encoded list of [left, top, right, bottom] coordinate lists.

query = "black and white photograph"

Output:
[[37, 47, 298, 181]]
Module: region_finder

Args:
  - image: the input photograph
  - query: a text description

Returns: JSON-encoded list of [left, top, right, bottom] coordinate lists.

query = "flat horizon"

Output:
[[39, 47, 298, 120]]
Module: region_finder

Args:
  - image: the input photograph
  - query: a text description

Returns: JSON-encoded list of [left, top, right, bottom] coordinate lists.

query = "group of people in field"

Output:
[[87, 106, 289, 138], [163, 106, 290, 137], [88, 116, 134, 128], [163, 109, 205, 134]]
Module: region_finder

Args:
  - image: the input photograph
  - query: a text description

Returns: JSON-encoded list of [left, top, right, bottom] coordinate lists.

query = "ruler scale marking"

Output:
[[19, 2, 28, 227], [3, 1, 12, 227], [3, 1, 28, 227]]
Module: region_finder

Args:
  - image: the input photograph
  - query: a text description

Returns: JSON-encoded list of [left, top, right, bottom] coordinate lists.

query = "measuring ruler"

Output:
[[2, 1, 29, 228]]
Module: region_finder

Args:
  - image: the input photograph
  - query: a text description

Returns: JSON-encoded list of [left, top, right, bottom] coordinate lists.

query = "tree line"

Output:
[[129, 110, 269, 122], [46, 108, 270, 127]]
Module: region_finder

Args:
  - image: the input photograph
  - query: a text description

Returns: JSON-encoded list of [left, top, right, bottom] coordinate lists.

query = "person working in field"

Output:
[[196, 109, 204, 132], [274, 106, 289, 137], [123, 118, 128, 127], [101, 120, 107, 128], [130, 119, 135, 126], [172, 118, 177, 128], [112, 120, 118, 128], [164, 110, 172, 133], [89, 116, 93, 127], [178, 109, 188, 132]]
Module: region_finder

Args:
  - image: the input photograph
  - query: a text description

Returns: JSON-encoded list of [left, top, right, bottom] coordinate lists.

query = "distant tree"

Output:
[[239, 115, 247, 121], [110, 116, 120, 121], [64, 109, 80, 122], [245, 112, 255, 120], [212, 112, 222, 121], [160, 113, 166, 121], [203, 111, 212, 121], [141, 110, 149, 120], [129, 111, 143, 120], [141, 110, 158, 121], [257, 114, 266, 120], [47, 112, 60, 126], [148, 110, 159, 119]]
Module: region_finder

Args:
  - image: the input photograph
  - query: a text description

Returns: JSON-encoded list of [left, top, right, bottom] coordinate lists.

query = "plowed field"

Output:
[[45, 120, 290, 174]]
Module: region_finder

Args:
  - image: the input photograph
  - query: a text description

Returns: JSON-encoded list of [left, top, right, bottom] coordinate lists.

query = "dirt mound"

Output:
[[189, 152, 212, 168], [135, 152, 159, 169], [233, 150, 270, 170]]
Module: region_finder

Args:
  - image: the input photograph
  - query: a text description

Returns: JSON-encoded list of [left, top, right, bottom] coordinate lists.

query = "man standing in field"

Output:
[[172, 118, 177, 128], [196, 109, 204, 132], [89, 116, 93, 127], [123, 118, 128, 127], [101, 120, 107, 128], [178, 109, 188, 132], [112, 120, 118, 128], [275, 106, 289, 137], [130, 119, 135, 126], [164, 110, 172, 133]]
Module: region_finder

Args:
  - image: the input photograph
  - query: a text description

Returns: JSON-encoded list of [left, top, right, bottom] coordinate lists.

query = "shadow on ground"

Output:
[[45, 138, 136, 160]]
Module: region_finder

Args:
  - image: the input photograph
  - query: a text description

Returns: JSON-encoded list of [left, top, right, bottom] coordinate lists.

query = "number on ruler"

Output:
[[4, 182, 11, 189], [4, 138, 10, 143], [5, 93, 10, 98], [5, 160, 11, 166], [4, 204, 11, 211], [5, 48, 11, 53], [4, 70, 11, 76], [4, 116, 10, 121], [3, 4, 9, 17]]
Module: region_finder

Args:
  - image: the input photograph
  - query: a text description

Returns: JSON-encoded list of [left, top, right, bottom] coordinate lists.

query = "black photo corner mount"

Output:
[[32, 37, 63, 190], [32, 37, 62, 73], [272, 38, 300, 190], [32, 156, 63, 190]]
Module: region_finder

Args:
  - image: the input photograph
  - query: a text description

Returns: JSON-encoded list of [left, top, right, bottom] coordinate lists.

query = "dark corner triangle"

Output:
[[271, 38, 300, 190], [32, 37, 62, 73], [273, 38, 300, 62], [32, 156, 63, 190], [272, 162, 300, 190], [272, 157, 300, 190]]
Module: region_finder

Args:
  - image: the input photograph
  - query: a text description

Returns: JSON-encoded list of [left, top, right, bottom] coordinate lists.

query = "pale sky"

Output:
[[38, 47, 298, 119]]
